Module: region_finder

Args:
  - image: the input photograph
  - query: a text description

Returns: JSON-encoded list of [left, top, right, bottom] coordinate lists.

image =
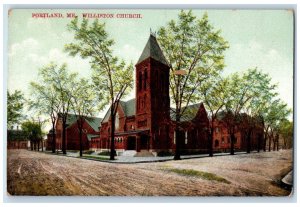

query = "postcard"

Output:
[[6, 8, 294, 197]]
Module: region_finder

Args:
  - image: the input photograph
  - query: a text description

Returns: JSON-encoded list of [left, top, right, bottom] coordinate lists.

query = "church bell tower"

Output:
[[135, 33, 170, 150]]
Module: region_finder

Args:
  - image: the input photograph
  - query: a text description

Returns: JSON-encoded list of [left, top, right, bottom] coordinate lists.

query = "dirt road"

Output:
[[7, 149, 292, 196]]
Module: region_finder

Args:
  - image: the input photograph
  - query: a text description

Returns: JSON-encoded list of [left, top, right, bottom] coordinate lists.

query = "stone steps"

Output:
[[134, 150, 155, 157], [121, 150, 137, 157]]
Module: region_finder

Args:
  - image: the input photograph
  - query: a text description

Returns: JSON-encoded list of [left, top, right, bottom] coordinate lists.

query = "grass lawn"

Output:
[[80, 155, 111, 161], [165, 168, 231, 184]]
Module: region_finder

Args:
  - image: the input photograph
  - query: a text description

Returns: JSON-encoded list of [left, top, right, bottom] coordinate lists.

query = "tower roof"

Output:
[[136, 34, 169, 66]]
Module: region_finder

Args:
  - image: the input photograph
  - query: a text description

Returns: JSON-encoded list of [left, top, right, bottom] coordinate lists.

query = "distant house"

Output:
[[7, 128, 29, 149], [212, 112, 264, 152], [46, 114, 102, 151]]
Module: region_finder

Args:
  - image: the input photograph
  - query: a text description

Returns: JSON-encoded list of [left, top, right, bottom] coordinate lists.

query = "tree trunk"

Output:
[[276, 134, 279, 151], [42, 140, 44, 152], [52, 122, 56, 153], [79, 119, 83, 157], [263, 132, 267, 152], [30, 141, 33, 151], [62, 119, 67, 154], [246, 130, 252, 153], [268, 133, 272, 152], [174, 126, 181, 160], [174, 111, 181, 160], [38, 141, 40, 151], [283, 137, 287, 149], [110, 105, 116, 160], [257, 135, 261, 153], [230, 133, 235, 155], [209, 125, 214, 157]]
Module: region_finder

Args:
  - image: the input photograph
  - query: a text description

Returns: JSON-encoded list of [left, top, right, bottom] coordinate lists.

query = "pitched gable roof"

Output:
[[64, 114, 102, 132], [120, 99, 136, 117], [170, 103, 204, 122], [65, 114, 78, 127], [85, 117, 102, 132], [136, 34, 169, 66], [102, 99, 136, 123]]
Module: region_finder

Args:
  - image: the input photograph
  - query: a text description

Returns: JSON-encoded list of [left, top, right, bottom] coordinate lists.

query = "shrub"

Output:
[[83, 150, 95, 155], [98, 151, 116, 156], [98, 151, 110, 156], [157, 151, 174, 157]]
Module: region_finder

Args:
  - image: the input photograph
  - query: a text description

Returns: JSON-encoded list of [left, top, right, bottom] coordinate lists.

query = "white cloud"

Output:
[[9, 38, 39, 57]]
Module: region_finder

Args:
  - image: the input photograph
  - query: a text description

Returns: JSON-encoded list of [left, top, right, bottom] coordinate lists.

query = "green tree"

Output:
[[29, 63, 61, 153], [50, 63, 77, 154], [21, 121, 42, 151], [278, 119, 293, 149], [157, 10, 229, 160], [222, 72, 255, 155], [7, 90, 25, 128], [201, 77, 229, 156], [222, 69, 279, 155], [70, 77, 97, 157], [260, 99, 291, 151], [240, 69, 277, 153], [65, 18, 133, 160]]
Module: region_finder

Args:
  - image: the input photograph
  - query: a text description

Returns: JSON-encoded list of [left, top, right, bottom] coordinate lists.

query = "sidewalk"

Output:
[[43, 150, 255, 164]]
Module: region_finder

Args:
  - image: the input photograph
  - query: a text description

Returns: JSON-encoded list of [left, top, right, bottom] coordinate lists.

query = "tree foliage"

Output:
[[201, 77, 229, 156], [21, 120, 42, 151], [65, 17, 134, 160], [278, 119, 293, 149], [7, 90, 25, 128], [30, 62, 77, 153], [260, 98, 291, 151], [221, 68, 291, 154], [70, 77, 97, 157], [157, 10, 229, 159]]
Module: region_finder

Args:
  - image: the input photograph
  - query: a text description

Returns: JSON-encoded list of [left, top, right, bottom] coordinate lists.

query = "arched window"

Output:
[[144, 69, 147, 90], [139, 71, 143, 91]]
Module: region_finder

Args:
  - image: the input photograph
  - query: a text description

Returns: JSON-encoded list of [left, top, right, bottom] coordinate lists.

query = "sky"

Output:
[[7, 9, 294, 127]]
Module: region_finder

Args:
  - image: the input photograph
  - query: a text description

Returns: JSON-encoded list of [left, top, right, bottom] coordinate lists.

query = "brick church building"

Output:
[[48, 34, 263, 155], [91, 34, 263, 156]]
